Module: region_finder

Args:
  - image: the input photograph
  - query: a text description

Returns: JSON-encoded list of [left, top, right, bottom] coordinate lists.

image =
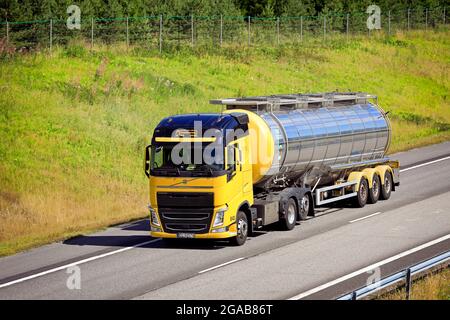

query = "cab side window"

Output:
[[226, 145, 235, 171]]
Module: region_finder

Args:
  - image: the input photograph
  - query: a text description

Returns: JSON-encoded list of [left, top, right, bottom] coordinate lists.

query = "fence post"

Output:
[[126, 16, 129, 50], [425, 9, 428, 30], [248, 16, 251, 46], [276, 17, 280, 45], [407, 8, 410, 30], [49, 19, 53, 52], [191, 14, 194, 46], [444, 7, 446, 25], [91, 17, 94, 50], [300, 16, 303, 42], [6, 21, 9, 46], [346, 13, 349, 40], [159, 15, 162, 54], [220, 15, 223, 46], [388, 10, 391, 35], [405, 268, 412, 300], [323, 15, 326, 41]]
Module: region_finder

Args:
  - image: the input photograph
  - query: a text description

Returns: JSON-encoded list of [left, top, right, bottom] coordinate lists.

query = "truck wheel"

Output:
[[281, 198, 297, 230], [230, 211, 248, 246], [298, 194, 310, 220], [355, 178, 369, 208], [368, 174, 381, 204], [381, 171, 393, 200]]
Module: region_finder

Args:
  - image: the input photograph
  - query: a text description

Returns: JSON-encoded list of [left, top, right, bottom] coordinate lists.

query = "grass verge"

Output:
[[376, 267, 450, 300], [0, 30, 449, 256]]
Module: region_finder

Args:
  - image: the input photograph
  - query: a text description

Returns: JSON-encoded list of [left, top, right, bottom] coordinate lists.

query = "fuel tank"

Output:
[[228, 103, 391, 187]]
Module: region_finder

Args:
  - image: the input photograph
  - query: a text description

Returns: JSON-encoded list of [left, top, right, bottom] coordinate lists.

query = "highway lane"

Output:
[[0, 141, 449, 299]]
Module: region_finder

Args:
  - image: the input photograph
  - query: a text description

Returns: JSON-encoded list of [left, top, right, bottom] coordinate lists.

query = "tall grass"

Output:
[[0, 30, 449, 256]]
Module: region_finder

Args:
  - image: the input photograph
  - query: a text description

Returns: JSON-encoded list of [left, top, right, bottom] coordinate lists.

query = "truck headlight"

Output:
[[148, 205, 160, 226], [213, 205, 228, 228]]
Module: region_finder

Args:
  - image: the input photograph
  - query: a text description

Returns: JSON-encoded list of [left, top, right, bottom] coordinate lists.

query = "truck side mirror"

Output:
[[144, 145, 151, 178]]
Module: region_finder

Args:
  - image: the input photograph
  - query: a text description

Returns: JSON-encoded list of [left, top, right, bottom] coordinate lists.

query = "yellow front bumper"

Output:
[[151, 231, 237, 239]]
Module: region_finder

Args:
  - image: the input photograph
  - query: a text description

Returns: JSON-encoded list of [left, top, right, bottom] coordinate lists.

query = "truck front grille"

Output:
[[157, 192, 214, 234]]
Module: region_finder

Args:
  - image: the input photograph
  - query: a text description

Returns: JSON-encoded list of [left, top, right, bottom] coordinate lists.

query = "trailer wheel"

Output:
[[355, 178, 369, 208], [230, 211, 248, 246], [368, 174, 381, 204], [281, 198, 297, 230], [298, 194, 310, 220], [381, 171, 393, 200]]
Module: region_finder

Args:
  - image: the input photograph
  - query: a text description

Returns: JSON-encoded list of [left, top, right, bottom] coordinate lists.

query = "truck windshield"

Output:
[[151, 142, 225, 177]]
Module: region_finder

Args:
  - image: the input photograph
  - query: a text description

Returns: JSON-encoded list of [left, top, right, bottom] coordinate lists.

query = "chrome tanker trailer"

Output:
[[145, 93, 400, 245]]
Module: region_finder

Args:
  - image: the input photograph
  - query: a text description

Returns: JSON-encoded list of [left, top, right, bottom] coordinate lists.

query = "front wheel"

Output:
[[230, 211, 248, 246]]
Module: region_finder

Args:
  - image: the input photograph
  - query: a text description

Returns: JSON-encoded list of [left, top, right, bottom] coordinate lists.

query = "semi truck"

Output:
[[144, 92, 400, 245]]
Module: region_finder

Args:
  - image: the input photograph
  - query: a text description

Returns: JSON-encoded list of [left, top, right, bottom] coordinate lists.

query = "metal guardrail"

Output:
[[337, 250, 450, 300]]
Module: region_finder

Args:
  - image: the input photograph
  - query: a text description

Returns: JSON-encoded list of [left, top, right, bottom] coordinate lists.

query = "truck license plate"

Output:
[[177, 233, 195, 239]]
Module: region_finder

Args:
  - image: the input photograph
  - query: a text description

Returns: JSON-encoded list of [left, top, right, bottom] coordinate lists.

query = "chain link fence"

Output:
[[0, 7, 448, 52]]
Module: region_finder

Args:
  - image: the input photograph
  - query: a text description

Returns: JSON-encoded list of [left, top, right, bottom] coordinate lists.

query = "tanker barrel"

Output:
[[217, 93, 391, 187]]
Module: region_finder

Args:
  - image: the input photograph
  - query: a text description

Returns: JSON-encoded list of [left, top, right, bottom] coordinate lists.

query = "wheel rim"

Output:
[[301, 195, 309, 216], [287, 202, 296, 224], [384, 175, 391, 193], [360, 180, 368, 201], [373, 177, 379, 198], [237, 218, 248, 239]]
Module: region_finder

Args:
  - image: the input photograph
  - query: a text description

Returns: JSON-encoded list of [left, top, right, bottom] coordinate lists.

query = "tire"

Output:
[[230, 211, 248, 246], [368, 174, 381, 204], [355, 178, 369, 208], [281, 198, 297, 230], [298, 193, 310, 220], [381, 171, 393, 200]]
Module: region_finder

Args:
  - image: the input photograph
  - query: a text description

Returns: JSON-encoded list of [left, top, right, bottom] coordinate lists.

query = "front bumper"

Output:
[[151, 221, 237, 239], [151, 230, 237, 239]]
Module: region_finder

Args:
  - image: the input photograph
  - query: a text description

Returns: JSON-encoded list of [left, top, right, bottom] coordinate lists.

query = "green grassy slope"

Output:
[[0, 30, 449, 256]]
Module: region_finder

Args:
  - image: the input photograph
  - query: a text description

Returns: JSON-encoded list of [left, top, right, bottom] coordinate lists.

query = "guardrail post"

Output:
[[220, 14, 223, 46], [405, 268, 412, 300], [91, 17, 94, 50], [159, 15, 162, 54], [49, 19, 53, 52], [351, 291, 357, 300], [191, 14, 194, 46], [247, 16, 251, 46]]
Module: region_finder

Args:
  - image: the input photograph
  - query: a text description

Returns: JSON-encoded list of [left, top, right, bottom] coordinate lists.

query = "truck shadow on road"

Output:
[[63, 235, 228, 250]]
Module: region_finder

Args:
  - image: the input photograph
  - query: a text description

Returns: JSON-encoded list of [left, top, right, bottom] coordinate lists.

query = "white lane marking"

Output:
[[0, 238, 161, 289], [400, 156, 450, 172], [198, 257, 245, 274], [288, 234, 450, 300], [349, 212, 382, 223]]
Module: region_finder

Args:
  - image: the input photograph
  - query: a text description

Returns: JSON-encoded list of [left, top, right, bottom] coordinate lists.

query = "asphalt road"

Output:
[[0, 142, 449, 300]]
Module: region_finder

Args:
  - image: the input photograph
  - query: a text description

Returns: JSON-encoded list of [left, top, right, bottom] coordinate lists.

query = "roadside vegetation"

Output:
[[0, 30, 449, 256], [376, 268, 450, 300]]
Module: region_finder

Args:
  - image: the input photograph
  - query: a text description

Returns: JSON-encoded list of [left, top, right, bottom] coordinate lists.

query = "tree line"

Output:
[[0, 0, 448, 22]]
